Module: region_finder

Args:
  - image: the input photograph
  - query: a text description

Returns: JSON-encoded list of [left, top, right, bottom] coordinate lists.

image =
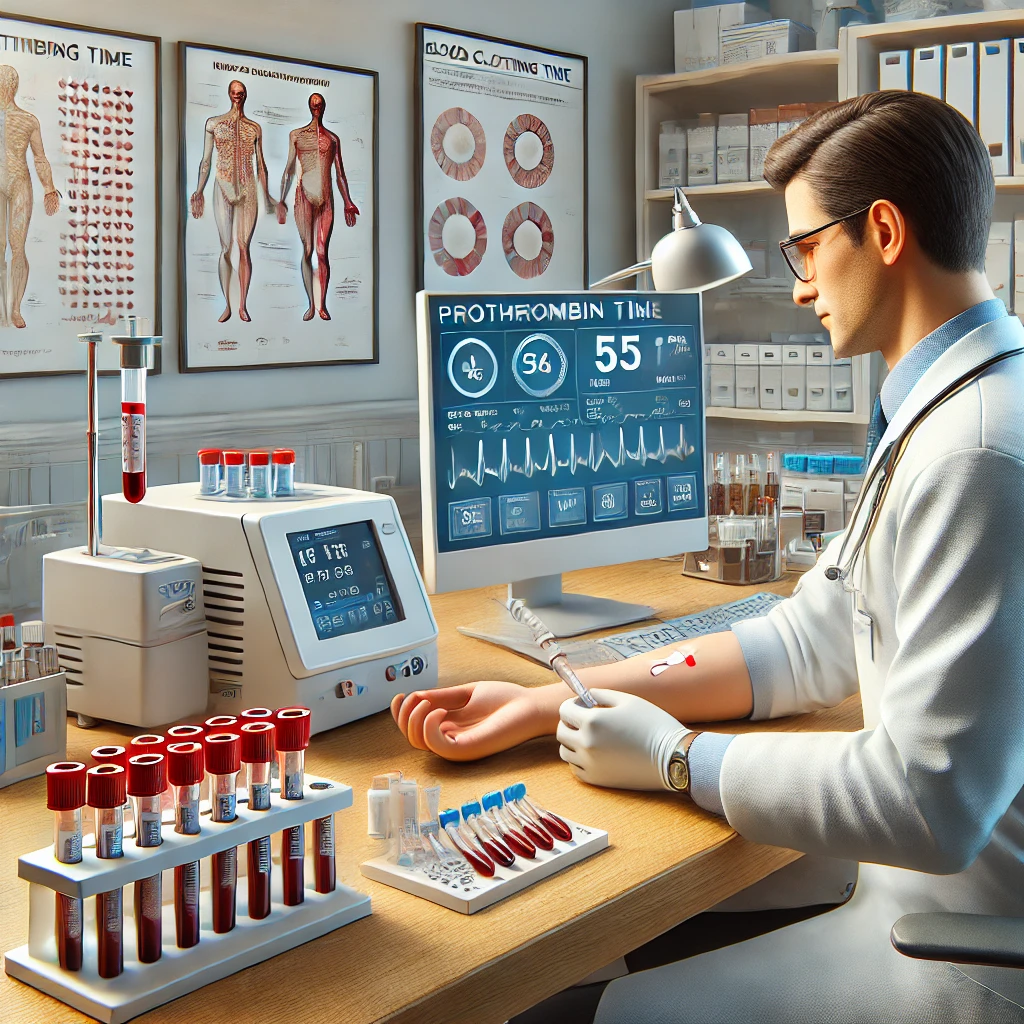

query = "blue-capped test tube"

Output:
[[482, 790, 536, 859], [438, 809, 495, 876], [506, 782, 573, 843], [503, 784, 554, 850], [461, 800, 515, 867]]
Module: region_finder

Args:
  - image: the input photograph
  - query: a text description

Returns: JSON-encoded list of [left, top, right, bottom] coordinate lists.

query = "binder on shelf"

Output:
[[1013, 40, 1024, 176], [735, 365, 760, 408], [979, 40, 1011, 178], [912, 45, 944, 99], [945, 42, 977, 127], [879, 50, 909, 91], [1015, 215, 1024, 313], [759, 366, 783, 411]]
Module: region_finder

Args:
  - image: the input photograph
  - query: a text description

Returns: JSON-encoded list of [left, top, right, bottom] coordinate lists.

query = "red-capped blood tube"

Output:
[[198, 448, 221, 495], [461, 800, 515, 867], [272, 448, 295, 497], [121, 362, 146, 503], [90, 745, 127, 768], [87, 764, 126, 978], [481, 790, 536, 859], [128, 753, 164, 963], [165, 724, 204, 744], [167, 741, 203, 948], [223, 450, 246, 498], [239, 707, 274, 723], [204, 714, 238, 735], [47, 762, 87, 971], [205, 733, 240, 933], [241, 721, 275, 919], [513, 782, 574, 843], [438, 809, 495, 877], [274, 707, 311, 905], [128, 733, 165, 757]]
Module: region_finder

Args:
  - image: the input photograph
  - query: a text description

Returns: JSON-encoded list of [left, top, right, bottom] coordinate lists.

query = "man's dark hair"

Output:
[[763, 91, 994, 273]]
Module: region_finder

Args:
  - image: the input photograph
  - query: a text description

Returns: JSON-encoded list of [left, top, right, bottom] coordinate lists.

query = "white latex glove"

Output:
[[556, 688, 689, 792]]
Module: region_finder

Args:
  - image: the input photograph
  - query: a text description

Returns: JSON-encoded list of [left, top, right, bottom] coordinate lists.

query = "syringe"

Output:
[[505, 598, 599, 709]]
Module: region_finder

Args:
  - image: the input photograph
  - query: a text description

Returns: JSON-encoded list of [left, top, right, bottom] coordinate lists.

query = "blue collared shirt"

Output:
[[688, 297, 1009, 818]]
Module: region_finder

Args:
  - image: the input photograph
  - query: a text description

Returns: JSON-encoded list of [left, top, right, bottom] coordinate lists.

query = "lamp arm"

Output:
[[589, 259, 653, 289]]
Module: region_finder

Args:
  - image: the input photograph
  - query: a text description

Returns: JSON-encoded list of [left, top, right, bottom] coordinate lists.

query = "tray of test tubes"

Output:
[[360, 777, 608, 915], [4, 707, 372, 1024]]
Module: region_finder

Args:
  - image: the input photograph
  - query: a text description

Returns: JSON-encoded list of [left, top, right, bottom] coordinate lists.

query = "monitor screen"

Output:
[[286, 521, 404, 640], [427, 292, 705, 555]]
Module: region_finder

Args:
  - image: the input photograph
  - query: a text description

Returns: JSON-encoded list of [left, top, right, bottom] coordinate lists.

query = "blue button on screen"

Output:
[[548, 487, 587, 527], [667, 474, 699, 512], [499, 492, 541, 534], [449, 498, 492, 540], [634, 478, 664, 516], [593, 482, 628, 521]]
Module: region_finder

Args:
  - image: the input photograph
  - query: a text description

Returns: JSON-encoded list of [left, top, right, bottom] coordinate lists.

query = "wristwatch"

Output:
[[667, 731, 701, 794]]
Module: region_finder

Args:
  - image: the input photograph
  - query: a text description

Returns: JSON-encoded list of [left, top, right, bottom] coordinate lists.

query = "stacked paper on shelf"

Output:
[[720, 20, 816, 65], [674, 2, 770, 73]]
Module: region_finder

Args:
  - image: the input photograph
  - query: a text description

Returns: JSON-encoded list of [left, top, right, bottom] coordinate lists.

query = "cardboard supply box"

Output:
[[778, 102, 809, 138], [674, 3, 769, 73], [717, 112, 749, 183], [720, 20, 816, 66], [979, 40, 1011, 177], [688, 115, 718, 186], [912, 44, 944, 98], [749, 107, 778, 181]]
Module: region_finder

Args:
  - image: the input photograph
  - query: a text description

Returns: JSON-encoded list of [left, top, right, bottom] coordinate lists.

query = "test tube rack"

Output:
[[4, 775, 371, 1024], [360, 816, 608, 914]]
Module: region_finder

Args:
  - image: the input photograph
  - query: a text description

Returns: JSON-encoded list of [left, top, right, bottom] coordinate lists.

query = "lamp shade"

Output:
[[591, 187, 752, 292]]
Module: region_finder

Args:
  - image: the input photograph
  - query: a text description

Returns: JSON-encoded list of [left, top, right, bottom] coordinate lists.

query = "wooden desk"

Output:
[[0, 561, 861, 1024]]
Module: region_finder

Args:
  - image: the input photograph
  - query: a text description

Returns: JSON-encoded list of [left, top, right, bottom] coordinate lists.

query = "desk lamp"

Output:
[[591, 186, 752, 291]]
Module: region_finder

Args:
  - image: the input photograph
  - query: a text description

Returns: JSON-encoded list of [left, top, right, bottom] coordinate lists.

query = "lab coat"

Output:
[[596, 314, 1024, 1022]]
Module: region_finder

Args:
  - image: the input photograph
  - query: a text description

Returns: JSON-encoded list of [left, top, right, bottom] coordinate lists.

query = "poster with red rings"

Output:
[[417, 24, 587, 293], [0, 13, 159, 378]]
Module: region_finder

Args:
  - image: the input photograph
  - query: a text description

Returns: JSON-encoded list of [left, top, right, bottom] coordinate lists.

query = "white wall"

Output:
[[0, 0, 680, 428]]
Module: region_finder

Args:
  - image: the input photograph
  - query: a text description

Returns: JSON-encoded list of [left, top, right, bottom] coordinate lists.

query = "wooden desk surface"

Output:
[[1, 561, 861, 1024]]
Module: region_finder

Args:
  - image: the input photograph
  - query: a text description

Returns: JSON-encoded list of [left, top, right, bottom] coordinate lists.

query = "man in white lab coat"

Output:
[[393, 91, 1024, 1021]]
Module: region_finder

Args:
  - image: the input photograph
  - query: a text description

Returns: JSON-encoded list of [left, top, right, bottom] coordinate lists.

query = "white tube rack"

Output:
[[4, 775, 371, 1024]]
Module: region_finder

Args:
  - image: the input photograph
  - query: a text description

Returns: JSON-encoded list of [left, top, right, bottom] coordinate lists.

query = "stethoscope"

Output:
[[825, 345, 1024, 585]]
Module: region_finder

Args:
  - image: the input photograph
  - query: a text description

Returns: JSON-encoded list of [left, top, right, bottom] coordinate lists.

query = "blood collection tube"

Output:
[[746, 453, 762, 515], [272, 448, 295, 497], [240, 721, 275, 920], [438, 809, 495, 876], [481, 790, 536, 859], [223, 450, 246, 498], [709, 453, 726, 516], [91, 745, 127, 768], [87, 764, 126, 978], [509, 783, 574, 843], [165, 724, 204, 744], [47, 761, 86, 972], [167, 741, 203, 949], [128, 753, 164, 963], [205, 733, 240, 934], [728, 453, 745, 515], [461, 801, 515, 867], [502, 784, 554, 850], [765, 452, 780, 504], [129, 733, 165, 757], [0, 613, 15, 650], [275, 707, 311, 905], [239, 707, 274, 723], [248, 451, 271, 499], [198, 449, 222, 495], [120, 358, 146, 503], [205, 714, 238, 735]]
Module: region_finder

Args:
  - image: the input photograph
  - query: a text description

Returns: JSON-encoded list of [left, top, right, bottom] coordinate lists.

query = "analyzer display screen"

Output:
[[428, 293, 705, 553], [286, 521, 404, 640]]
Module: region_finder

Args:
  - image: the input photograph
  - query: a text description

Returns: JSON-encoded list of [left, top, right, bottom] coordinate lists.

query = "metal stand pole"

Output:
[[78, 332, 103, 557]]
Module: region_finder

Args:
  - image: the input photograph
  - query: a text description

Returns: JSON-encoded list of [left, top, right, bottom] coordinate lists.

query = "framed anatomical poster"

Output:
[[0, 12, 160, 378], [416, 24, 587, 293], [179, 42, 377, 371]]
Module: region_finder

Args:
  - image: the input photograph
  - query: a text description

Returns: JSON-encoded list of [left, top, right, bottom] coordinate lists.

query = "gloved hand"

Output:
[[556, 689, 689, 792]]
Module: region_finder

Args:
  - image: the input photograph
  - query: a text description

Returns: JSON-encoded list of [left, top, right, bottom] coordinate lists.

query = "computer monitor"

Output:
[[417, 290, 708, 636]]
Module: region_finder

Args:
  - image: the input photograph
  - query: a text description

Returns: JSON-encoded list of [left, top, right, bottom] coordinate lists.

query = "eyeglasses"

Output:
[[779, 203, 874, 283]]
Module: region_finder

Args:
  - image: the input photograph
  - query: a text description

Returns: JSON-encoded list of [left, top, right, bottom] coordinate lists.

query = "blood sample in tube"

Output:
[[87, 764, 126, 979], [241, 721, 275, 920], [128, 753, 165, 963], [274, 707, 311, 906], [167, 741, 203, 949], [205, 732, 240, 934], [314, 813, 336, 893], [47, 762, 87, 972]]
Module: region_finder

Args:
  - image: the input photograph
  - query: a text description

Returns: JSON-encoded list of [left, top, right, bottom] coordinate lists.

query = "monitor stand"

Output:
[[459, 574, 655, 654]]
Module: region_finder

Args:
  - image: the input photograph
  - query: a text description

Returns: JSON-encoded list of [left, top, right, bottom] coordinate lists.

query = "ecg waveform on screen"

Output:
[[447, 424, 695, 491]]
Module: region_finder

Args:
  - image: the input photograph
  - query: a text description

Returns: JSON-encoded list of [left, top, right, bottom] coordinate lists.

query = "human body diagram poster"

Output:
[[417, 25, 587, 293], [179, 44, 376, 371], [0, 14, 158, 377]]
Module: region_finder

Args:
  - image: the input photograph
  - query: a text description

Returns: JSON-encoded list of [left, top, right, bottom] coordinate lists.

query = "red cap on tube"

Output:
[[273, 707, 311, 751], [91, 745, 127, 768], [129, 733, 165, 756], [205, 733, 241, 775], [165, 724, 204, 743], [127, 753, 166, 797], [87, 764, 127, 809], [166, 741, 204, 787], [198, 449, 221, 465], [204, 715, 238, 735], [239, 707, 274, 722], [272, 448, 296, 465], [223, 450, 245, 466], [46, 761, 87, 811], [0, 613, 14, 627], [248, 451, 270, 466], [240, 721, 276, 764]]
